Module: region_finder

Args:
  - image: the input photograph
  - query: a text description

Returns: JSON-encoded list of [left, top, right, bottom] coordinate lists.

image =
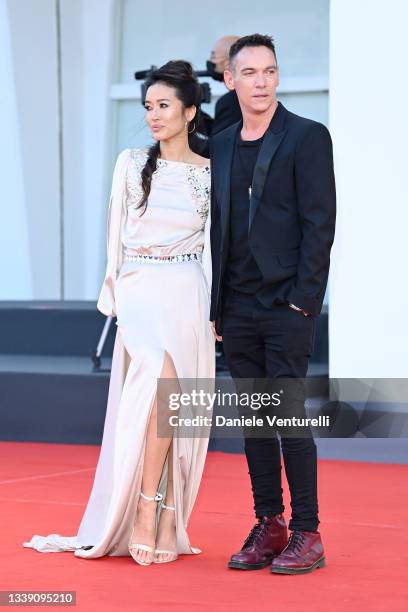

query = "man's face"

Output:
[[224, 46, 279, 114]]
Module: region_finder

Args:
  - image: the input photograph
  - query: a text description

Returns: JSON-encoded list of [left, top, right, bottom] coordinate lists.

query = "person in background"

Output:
[[207, 36, 242, 135]]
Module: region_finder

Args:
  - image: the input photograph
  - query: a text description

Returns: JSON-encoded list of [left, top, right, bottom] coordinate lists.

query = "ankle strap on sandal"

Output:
[[140, 491, 163, 502], [162, 501, 175, 511]]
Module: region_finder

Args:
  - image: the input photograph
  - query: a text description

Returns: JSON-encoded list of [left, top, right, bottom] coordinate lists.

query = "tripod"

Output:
[[91, 316, 114, 372]]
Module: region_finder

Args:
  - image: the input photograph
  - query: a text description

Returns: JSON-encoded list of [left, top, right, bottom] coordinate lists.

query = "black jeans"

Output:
[[222, 289, 319, 532]]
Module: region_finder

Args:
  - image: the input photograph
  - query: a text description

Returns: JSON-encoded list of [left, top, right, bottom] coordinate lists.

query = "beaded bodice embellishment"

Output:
[[185, 164, 210, 225], [126, 149, 147, 208], [126, 149, 210, 226]]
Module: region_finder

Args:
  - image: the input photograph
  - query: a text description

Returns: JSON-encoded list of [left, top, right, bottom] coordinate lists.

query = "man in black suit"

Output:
[[210, 34, 336, 574]]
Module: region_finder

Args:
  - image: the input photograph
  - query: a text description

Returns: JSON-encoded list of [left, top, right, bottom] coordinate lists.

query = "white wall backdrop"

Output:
[[329, 0, 408, 377], [1, 0, 60, 299], [0, 0, 32, 298], [1, 0, 329, 301], [115, 0, 329, 151]]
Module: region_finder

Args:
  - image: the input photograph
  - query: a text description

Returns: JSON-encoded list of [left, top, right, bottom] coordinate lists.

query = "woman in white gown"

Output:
[[24, 61, 215, 565]]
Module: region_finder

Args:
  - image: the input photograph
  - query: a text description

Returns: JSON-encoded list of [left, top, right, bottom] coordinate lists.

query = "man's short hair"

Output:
[[229, 34, 277, 69]]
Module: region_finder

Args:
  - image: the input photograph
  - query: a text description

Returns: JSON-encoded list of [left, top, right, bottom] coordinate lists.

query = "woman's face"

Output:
[[144, 82, 195, 142]]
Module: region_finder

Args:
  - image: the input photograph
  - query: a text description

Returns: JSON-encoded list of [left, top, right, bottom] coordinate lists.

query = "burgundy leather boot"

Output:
[[228, 515, 288, 570], [270, 530, 326, 574]]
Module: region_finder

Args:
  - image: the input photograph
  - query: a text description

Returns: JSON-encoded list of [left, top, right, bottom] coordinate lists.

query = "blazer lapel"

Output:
[[249, 103, 287, 230]]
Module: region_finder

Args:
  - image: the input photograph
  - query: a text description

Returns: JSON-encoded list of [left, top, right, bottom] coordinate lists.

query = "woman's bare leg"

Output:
[[154, 441, 177, 562], [129, 352, 178, 565]]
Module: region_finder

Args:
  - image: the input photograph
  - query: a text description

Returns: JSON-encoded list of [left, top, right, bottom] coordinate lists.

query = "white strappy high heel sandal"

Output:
[[154, 500, 178, 564], [128, 491, 163, 566]]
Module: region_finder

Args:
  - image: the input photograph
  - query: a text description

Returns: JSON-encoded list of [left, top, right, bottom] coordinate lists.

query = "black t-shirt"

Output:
[[224, 134, 264, 293]]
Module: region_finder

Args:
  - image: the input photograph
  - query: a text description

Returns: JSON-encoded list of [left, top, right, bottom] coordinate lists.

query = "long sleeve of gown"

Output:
[[97, 149, 131, 317]]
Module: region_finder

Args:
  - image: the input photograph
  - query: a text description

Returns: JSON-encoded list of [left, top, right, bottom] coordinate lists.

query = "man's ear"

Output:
[[224, 69, 235, 91]]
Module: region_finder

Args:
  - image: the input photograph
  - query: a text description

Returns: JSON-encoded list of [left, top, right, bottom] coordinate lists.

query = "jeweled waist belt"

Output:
[[123, 251, 202, 264]]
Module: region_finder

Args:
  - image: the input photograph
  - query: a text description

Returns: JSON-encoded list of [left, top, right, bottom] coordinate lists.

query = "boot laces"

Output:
[[243, 520, 266, 548], [285, 530, 306, 554]]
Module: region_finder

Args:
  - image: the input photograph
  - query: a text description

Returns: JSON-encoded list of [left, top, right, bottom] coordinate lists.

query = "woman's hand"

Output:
[[211, 321, 222, 342]]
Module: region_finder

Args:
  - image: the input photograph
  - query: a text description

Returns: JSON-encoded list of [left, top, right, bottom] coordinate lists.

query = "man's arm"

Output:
[[208, 137, 223, 339], [209, 180, 223, 341], [209, 177, 220, 323], [212, 92, 242, 136], [287, 122, 336, 316]]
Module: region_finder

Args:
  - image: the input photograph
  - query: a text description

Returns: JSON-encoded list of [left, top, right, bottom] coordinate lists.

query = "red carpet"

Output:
[[1, 442, 407, 611]]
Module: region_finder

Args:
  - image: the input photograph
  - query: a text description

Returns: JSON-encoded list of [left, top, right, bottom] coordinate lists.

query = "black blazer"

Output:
[[210, 102, 336, 332], [212, 90, 242, 136]]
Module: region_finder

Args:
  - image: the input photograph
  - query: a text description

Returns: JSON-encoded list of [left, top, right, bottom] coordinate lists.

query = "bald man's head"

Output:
[[210, 35, 240, 74]]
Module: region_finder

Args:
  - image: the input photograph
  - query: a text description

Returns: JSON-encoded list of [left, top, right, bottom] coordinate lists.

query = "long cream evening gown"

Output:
[[23, 148, 215, 558]]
